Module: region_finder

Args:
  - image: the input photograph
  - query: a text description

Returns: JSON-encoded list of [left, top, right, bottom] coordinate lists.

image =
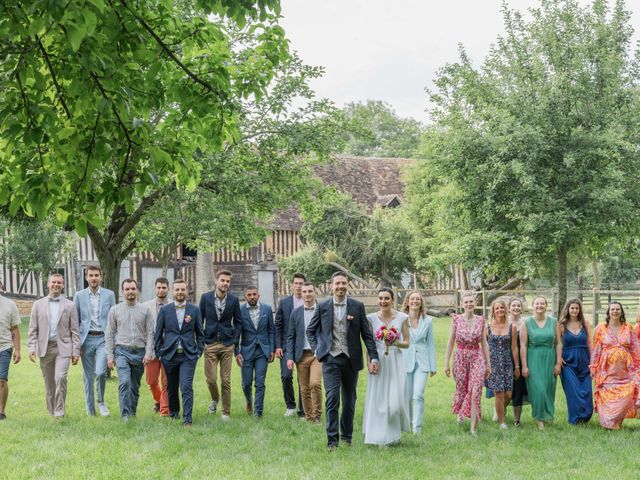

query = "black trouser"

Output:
[[279, 354, 303, 413], [322, 353, 358, 446]]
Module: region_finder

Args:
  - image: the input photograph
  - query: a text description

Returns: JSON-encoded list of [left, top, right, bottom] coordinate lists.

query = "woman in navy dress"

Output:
[[555, 298, 593, 424]]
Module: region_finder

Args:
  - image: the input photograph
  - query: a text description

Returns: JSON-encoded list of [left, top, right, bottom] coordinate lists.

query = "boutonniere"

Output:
[[346, 315, 354, 321], [184, 315, 192, 323]]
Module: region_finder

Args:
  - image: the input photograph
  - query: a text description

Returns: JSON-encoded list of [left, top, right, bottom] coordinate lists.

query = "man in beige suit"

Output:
[[28, 273, 80, 418], [142, 277, 170, 415]]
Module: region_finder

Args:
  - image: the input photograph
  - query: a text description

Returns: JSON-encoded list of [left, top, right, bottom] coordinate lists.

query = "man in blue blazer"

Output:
[[275, 272, 306, 417], [198, 269, 242, 420], [306, 271, 379, 450], [235, 287, 274, 418], [74, 265, 116, 417], [155, 279, 204, 426]]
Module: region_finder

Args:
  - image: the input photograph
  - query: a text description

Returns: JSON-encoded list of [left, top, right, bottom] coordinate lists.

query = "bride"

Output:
[[362, 287, 411, 446]]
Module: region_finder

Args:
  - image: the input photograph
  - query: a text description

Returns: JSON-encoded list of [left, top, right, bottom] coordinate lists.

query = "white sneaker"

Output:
[[492, 412, 498, 422], [500, 423, 508, 430], [208, 400, 217, 415], [97, 403, 110, 417], [220, 414, 230, 421], [284, 408, 297, 417]]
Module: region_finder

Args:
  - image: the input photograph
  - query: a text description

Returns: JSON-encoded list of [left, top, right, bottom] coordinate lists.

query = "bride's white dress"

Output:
[[362, 312, 410, 445]]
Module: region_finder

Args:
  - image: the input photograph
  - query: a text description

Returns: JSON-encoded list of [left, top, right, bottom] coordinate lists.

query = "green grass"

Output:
[[3, 318, 639, 479]]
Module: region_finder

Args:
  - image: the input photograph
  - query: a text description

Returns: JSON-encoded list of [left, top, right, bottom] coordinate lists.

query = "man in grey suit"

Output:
[[74, 265, 116, 417], [142, 277, 170, 415], [274, 272, 305, 417], [306, 271, 379, 451], [28, 273, 80, 418]]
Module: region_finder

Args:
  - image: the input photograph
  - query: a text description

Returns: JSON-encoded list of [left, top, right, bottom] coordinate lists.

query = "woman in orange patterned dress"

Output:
[[589, 302, 640, 429]]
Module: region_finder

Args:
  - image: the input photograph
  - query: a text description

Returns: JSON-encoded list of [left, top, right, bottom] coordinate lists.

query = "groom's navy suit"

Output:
[[155, 303, 204, 424], [306, 296, 378, 446]]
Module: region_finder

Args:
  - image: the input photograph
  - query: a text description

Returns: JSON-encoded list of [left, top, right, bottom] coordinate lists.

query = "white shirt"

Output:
[[48, 296, 61, 340]]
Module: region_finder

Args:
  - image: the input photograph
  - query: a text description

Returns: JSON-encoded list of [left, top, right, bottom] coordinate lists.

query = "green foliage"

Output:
[[0, 217, 75, 289], [278, 244, 336, 285], [408, 0, 640, 302], [338, 100, 424, 158]]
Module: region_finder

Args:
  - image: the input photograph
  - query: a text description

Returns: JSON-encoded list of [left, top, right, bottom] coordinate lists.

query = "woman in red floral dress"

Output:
[[445, 292, 491, 434]]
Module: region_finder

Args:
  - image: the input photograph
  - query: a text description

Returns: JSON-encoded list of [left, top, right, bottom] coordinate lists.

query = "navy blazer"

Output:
[[274, 295, 295, 350], [155, 303, 204, 361], [199, 292, 242, 347], [286, 305, 314, 364], [237, 303, 275, 359], [306, 297, 378, 371]]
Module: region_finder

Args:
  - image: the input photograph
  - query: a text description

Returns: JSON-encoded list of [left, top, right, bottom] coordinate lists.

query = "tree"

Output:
[[0, 1, 316, 295], [338, 100, 424, 158], [0, 217, 75, 293], [408, 0, 640, 314]]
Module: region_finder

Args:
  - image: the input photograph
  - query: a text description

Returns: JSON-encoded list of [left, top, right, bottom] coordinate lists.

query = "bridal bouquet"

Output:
[[375, 325, 400, 355]]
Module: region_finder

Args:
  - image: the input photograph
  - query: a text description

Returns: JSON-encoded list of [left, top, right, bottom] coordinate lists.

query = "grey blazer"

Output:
[[28, 296, 80, 358], [74, 287, 116, 345]]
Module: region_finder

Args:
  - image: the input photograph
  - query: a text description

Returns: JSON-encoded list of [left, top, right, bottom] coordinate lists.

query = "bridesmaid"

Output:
[[484, 298, 518, 430], [444, 292, 491, 435], [520, 295, 560, 430], [401, 291, 437, 434], [508, 298, 527, 426], [556, 298, 593, 424], [590, 301, 640, 429]]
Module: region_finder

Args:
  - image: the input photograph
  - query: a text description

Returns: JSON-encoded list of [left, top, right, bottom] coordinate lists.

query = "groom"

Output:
[[306, 271, 379, 450]]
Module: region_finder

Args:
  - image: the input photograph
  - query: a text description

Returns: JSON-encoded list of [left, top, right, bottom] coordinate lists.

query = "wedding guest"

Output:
[[484, 298, 518, 430], [507, 297, 528, 426], [400, 291, 436, 434], [590, 301, 640, 429], [521, 295, 560, 430], [362, 288, 410, 446], [0, 282, 21, 420], [556, 298, 593, 424], [444, 292, 491, 435]]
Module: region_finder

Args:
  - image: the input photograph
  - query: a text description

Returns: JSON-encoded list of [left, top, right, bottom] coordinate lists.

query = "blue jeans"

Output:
[[114, 346, 145, 418], [242, 351, 268, 416], [162, 353, 197, 424], [407, 369, 430, 433], [81, 334, 108, 415], [0, 348, 12, 381]]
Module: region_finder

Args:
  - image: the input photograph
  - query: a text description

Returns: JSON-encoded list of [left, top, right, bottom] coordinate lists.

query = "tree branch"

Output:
[[36, 35, 71, 119]]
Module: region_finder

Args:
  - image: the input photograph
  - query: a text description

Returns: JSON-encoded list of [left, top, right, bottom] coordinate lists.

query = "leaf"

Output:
[[58, 127, 75, 140], [86, 0, 105, 13], [67, 25, 86, 52], [149, 146, 173, 166], [74, 218, 88, 237], [83, 10, 98, 36]]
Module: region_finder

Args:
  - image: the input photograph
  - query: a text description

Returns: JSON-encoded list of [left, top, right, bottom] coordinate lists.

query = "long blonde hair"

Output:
[[401, 290, 425, 318], [490, 298, 509, 326]]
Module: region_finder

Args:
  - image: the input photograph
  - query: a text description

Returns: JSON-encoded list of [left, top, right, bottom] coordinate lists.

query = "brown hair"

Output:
[[85, 265, 102, 274], [215, 269, 232, 279], [559, 298, 586, 331], [121, 278, 138, 289]]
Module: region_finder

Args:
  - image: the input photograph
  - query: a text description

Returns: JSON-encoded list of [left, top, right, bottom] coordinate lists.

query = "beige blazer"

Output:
[[28, 296, 80, 358], [143, 298, 171, 326]]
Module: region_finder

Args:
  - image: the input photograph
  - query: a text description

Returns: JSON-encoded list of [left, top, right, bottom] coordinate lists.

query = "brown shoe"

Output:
[[246, 402, 253, 415], [153, 403, 160, 414]]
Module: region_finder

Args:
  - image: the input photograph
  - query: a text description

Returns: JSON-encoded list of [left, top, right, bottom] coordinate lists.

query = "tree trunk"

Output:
[[88, 228, 126, 303], [592, 259, 601, 325], [557, 245, 568, 318]]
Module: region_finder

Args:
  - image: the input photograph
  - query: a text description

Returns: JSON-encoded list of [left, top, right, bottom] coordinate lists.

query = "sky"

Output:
[[279, 0, 640, 122]]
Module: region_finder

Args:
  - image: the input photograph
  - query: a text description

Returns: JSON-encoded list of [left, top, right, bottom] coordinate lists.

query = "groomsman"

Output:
[[28, 273, 80, 418], [142, 277, 170, 415], [106, 279, 154, 420], [306, 271, 379, 450], [286, 282, 322, 423], [275, 272, 306, 417], [199, 269, 242, 420], [0, 281, 21, 420], [74, 265, 116, 417], [236, 287, 274, 418], [155, 279, 204, 426]]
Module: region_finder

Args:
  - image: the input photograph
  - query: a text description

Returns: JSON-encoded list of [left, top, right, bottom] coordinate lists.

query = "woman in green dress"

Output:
[[520, 295, 561, 430]]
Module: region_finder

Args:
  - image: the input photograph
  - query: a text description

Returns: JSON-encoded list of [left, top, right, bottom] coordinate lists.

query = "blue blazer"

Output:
[[402, 316, 437, 373], [198, 292, 242, 347], [155, 303, 204, 361], [306, 297, 378, 371], [274, 295, 294, 350], [74, 287, 116, 345], [237, 303, 275, 359], [286, 305, 312, 364]]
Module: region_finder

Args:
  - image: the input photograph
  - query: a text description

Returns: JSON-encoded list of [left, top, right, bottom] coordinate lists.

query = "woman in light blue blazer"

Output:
[[401, 291, 437, 433]]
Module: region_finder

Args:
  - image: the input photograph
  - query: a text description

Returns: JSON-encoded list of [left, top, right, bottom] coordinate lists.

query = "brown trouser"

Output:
[[204, 342, 234, 415], [39, 341, 71, 417], [296, 350, 323, 420]]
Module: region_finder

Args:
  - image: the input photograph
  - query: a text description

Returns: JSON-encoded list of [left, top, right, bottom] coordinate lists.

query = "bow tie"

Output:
[[49, 297, 61, 302], [334, 303, 345, 307], [176, 305, 186, 309]]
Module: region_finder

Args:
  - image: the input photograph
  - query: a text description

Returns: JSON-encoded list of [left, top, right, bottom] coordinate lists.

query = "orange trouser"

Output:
[[145, 359, 169, 415]]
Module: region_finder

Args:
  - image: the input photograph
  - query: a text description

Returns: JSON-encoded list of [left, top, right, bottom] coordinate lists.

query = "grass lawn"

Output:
[[2, 317, 639, 479]]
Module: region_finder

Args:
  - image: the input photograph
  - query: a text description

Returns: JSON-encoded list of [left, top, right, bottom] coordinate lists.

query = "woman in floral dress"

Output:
[[444, 292, 491, 435]]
